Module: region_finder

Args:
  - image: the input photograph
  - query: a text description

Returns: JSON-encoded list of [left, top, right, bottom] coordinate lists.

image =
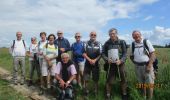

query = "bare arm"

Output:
[[83, 53, 91, 62], [148, 52, 156, 65]]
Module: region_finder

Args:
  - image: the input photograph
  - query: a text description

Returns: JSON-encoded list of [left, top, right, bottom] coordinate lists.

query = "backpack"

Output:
[[11, 40, 26, 52], [131, 39, 158, 71]]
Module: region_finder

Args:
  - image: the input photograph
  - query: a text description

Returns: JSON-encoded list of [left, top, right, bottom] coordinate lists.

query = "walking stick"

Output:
[[106, 63, 111, 79], [116, 59, 121, 81]]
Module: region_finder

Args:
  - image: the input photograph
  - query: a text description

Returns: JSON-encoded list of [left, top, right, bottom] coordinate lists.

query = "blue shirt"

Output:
[[54, 37, 70, 61], [71, 41, 85, 63]]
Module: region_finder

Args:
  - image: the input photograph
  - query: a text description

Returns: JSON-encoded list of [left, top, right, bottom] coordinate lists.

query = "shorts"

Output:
[[83, 61, 99, 82], [41, 60, 56, 76], [135, 64, 155, 84], [75, 62, 85, 72]]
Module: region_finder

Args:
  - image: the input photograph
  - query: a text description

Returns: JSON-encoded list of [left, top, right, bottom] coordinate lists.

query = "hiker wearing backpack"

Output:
[[28, 37, 40, 86], [42, 34, 58, 90], [130, 30, 156, 100], [55, 53, 77, 100], [71, 32, 85, 89], [10, 32, 27, 85], [102, 28, 128, 100], [37, 32, 48, 94], [54, 30, 71, 62], [83, 31, 102, 98]]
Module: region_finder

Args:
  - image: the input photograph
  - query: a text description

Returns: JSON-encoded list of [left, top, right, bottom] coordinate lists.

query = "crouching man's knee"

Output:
[[71, 79, 77, 87]]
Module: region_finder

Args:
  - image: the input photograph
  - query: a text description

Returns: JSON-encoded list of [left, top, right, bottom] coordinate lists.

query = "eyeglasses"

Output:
[[91, 34, 96, 37]]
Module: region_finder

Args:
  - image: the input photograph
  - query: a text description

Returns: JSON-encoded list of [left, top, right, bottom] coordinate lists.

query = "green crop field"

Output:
[[0, 47, 170, 100]]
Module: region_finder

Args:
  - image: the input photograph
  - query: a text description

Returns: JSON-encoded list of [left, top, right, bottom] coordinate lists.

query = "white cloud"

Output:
[[143, 15, 153, 21], [139, 26, 170, 45], [0, 0, 159, 47]]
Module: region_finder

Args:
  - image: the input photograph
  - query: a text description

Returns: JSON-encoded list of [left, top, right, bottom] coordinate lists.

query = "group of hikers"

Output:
[[9, 28, 157, 100]]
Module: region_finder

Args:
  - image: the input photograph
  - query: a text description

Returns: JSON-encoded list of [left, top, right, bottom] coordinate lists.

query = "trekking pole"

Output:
[[106, 63, 111, 79], [116, 59, 121, 81]]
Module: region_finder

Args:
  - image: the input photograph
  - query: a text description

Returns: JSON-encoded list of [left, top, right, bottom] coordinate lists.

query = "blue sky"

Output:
[[0, 0, 170, 47]]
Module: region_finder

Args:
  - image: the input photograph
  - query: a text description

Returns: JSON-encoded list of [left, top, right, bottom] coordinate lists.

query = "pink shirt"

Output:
[[54, 62, 77, 77]]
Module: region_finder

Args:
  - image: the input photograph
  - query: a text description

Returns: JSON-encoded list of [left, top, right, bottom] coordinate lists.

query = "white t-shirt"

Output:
[[130, 39, 155, 62], [29, 43, 38, 61], [38, 40, 47, 58], [11, 40, 26, 57]]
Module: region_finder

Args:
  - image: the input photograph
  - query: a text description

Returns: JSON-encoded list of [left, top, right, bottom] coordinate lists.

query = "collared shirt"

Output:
[[71, 41, 85, 63]]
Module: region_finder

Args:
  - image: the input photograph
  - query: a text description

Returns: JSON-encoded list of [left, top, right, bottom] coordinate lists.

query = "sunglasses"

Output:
[[110, 32, 117, 35], [91, 34, 96, 36]]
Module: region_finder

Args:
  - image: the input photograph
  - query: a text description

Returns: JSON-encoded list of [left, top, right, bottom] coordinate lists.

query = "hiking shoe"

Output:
[[122, 94, 128, 100], [83, 89, 89, 100], [105, 93, 111, 100], [39, 89, 44, 95], [78, 83, 82, 89], [47, 83, 51, 89], [28, 80, 33, 86], [94, 88, 98, 97], [13, 81, 18, 85], [20, 79, 25, 85]]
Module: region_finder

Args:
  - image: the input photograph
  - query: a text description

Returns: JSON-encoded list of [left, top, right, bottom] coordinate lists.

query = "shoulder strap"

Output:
[[54, 44, 58, 49], [132, 42, 135, 54], [143, 39, 149, 51], [12, 40, 15, 48], [22, 40, 26, 48], [46, 43, 48, 48], [81, 41, 84, 47], [38, 41, 41, 47]]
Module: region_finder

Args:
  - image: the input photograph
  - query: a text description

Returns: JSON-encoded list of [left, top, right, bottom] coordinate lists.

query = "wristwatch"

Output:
[[67, 80, 70, 84]]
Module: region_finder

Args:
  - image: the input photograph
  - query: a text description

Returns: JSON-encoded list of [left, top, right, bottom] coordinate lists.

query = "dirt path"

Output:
[[0, 67, 54, 100]]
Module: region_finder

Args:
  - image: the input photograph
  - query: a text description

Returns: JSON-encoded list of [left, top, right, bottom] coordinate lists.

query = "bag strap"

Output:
[[143, 39, 149, 52], [132, 41, 135, 54], [45, 43, 48, 48], [22, 40, 26, 48], [132, 39, 149, 55]]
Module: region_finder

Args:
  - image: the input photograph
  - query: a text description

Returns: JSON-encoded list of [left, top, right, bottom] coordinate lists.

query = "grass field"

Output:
[[0, 47, 170, 100], [0, 78, 29, 100]]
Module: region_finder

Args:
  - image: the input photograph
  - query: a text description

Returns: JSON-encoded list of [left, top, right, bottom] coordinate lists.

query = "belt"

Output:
[[134, 61, 149, 66]]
